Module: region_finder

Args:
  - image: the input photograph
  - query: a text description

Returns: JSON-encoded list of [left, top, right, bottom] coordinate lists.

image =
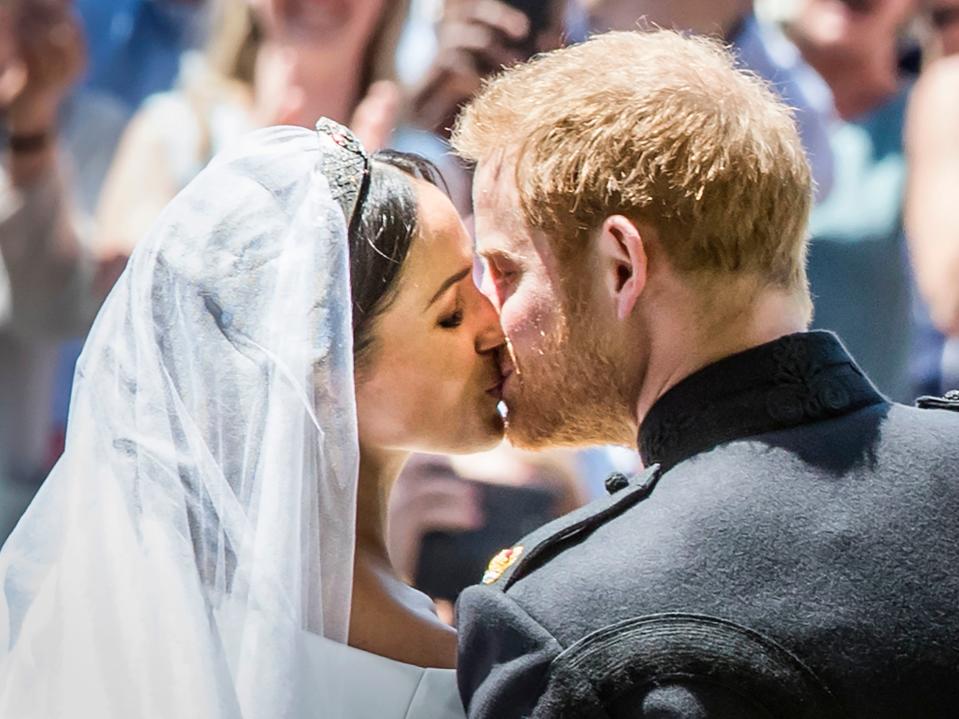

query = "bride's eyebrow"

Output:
[[426, 267, 471, 309]]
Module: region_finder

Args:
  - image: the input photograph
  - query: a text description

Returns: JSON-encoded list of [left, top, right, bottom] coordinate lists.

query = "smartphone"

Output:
[[414, 480, 557, 603]]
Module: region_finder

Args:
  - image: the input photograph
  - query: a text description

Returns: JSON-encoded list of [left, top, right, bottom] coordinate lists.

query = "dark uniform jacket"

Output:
[[456, 331, 959, 719]]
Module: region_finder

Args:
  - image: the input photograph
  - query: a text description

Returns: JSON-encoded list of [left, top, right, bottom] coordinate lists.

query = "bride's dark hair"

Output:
[[349, 150, 445, 367]]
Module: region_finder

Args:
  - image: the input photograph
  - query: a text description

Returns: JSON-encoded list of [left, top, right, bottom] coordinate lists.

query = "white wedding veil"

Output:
[[0, 123, 363, 717]]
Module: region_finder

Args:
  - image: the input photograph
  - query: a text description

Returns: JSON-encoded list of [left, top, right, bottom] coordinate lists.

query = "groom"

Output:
[[453, 30, 959, 718]]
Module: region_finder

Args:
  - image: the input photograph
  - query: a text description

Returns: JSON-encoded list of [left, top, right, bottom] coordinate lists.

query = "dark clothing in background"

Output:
[[806, 86, 914, 403], [457, 331, 959, 718], [75, 0, 206, 115], [416, 480, 557, 602]]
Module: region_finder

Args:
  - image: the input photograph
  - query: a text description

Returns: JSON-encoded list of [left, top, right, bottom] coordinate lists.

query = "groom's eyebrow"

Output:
[[426, 267, 472, 309]]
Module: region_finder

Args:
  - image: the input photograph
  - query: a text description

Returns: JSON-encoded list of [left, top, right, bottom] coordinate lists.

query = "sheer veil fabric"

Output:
[[0, 126, 361, 717]]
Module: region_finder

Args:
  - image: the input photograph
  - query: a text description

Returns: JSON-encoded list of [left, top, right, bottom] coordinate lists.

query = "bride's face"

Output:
[[354, 180, 507, 454]]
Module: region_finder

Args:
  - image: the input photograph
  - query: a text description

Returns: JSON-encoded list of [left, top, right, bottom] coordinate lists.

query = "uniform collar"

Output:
[[638, 331, 885, 471]]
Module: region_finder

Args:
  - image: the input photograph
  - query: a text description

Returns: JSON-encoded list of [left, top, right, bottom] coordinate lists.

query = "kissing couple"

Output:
[[2, 29, 957, 719]]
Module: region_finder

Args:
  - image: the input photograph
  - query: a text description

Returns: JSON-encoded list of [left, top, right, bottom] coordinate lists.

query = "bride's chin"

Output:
[[483, 412, 507, 445], [454, 410, 506, 455], [422, 399, 506, 455]]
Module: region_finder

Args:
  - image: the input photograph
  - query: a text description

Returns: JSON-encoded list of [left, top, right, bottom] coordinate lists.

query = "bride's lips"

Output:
[[486, 369, 514, 400]]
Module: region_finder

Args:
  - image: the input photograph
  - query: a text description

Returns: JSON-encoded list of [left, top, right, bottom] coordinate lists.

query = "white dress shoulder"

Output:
[[297, 629, 466, 719], [217, 602, 465, 718]]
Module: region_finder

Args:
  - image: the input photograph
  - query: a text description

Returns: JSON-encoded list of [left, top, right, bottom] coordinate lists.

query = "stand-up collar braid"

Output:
[[638, 331, 885, 470]]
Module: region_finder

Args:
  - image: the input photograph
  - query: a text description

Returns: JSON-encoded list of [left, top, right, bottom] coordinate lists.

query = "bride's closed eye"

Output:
[[438, 298, 464, 329], [427, 265, 471, 330]]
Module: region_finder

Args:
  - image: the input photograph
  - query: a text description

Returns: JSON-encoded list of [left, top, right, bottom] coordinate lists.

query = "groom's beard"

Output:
[[503, 304, 636, 450]]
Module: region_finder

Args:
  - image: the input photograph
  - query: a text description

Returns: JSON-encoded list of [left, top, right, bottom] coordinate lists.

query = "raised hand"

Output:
[[409, 0, 533, 137], [387, 457, 484, 584], [1, 0, 86, 134], [349, 80, 401, 153]]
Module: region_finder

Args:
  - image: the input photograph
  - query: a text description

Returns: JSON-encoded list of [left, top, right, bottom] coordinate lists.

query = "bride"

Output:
[[0, 119, 507, 717]]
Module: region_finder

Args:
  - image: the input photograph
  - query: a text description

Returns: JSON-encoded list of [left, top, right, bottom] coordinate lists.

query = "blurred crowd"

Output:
[[1, 0, 957, 615]]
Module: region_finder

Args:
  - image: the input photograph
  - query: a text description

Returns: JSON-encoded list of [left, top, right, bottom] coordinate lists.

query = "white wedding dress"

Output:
[[214, 602, 465, 719], [297, 633, 464, 718], [0, 122, 466, 718]]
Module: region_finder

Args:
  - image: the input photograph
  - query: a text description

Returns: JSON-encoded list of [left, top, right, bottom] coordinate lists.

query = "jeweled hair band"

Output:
[[315, 118, 372, 233]]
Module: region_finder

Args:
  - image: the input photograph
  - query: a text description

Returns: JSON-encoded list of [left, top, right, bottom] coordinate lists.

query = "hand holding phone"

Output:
[[409, 0, 564, 137]]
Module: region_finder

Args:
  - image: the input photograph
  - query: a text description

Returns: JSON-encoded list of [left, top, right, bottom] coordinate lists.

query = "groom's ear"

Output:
[[595, 215, 648, 321]]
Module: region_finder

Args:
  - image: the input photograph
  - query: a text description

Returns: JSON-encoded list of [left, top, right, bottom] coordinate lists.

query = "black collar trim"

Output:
[[638, 332, 885, 471]]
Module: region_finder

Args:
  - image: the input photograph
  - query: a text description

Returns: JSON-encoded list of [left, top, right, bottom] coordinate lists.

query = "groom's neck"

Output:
[[632, 286, 809, 434]]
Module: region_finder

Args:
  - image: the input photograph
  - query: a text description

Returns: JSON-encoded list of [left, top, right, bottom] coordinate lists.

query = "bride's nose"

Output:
[[474, 289, 506, 354]]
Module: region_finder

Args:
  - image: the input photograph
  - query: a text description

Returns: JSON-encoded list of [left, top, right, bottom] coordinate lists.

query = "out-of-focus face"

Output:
[[797, 0, 917, 62], [256, 0, 387, 43], [354, 180, 506, 456], [584, 0, 670, 31], [472, 159, 636, 450], [583, 0, 746, 35], [927, 0, 959, 55], [252, 0, 391, 128], [0, 5, 17, 108]]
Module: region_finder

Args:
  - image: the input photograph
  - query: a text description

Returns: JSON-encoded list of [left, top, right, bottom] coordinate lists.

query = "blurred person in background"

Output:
[[787, 0, 919, 402], [583, 0, 836, 201], [906, 39, 959, 390], [404, 0, 572, 213], [789, 0, 916, 118], [0, 0, 124, 541], [410, 0, 569, 139], [388, 446, 585, 623], [74, 0, 208, 115], [921, 0, 959, 55], [94, 0, 408, 261]]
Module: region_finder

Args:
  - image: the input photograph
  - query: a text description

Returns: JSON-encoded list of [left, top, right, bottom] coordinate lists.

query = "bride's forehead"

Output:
[[409, 181, 471, 255], [387, 185, 472, 298]]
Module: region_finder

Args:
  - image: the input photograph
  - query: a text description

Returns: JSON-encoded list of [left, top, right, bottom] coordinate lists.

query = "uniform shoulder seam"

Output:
[[497, 464, 663, 592]]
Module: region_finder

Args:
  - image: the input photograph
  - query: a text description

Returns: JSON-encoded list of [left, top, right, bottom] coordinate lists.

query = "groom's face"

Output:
[[473, 158, 630, 449]]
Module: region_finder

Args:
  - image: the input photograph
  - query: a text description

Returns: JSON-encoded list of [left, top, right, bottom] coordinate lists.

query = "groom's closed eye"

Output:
[[482, 254, 521, 306]]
